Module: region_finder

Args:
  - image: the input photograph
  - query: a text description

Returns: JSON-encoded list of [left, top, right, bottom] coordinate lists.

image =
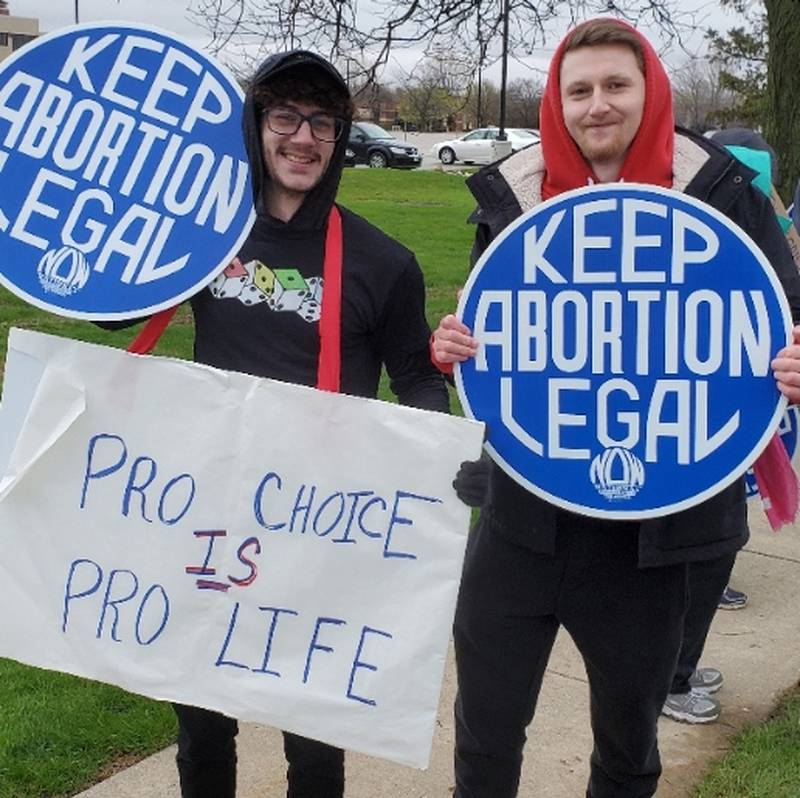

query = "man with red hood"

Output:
[[433, 18, 800, 798]]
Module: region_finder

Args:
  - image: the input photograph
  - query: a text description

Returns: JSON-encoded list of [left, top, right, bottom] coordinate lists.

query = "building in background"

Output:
[[0, 1, 40, 63]]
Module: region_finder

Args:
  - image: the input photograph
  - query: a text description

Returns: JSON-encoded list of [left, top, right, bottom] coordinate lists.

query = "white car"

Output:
[[431, 127, 540, 165]]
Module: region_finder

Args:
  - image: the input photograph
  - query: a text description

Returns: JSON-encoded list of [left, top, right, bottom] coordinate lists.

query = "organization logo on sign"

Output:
[[456, 184, 792, 519], [0, 23, 255, 319]]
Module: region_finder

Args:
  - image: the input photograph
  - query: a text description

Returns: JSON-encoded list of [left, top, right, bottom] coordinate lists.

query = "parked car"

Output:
[[431, 127, 540, 165], [346, 122, 422, 168]]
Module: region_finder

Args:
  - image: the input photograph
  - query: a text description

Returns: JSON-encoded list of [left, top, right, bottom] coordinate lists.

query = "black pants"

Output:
[[173, 703, 345, 798], [669, 552, 737, 694], [453, 515, 688, 798]]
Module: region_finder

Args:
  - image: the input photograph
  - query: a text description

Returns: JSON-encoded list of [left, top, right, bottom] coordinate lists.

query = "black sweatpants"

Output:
[[453, 514, 688, 798], [669, 552, 737, 694], [173, 703, 344, 798]]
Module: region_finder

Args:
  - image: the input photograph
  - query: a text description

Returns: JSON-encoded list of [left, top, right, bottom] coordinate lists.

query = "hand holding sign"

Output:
[[772, 325, 800, 403], [431, 313, 478, 365]]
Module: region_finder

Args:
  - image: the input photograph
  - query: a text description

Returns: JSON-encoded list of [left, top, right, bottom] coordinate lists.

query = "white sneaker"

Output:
[[688, 666, 723, 695], [662, 691, 720, 724]]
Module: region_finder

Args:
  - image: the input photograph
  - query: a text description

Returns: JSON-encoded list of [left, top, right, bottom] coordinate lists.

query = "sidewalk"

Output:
[[75, 506, 800, 798]]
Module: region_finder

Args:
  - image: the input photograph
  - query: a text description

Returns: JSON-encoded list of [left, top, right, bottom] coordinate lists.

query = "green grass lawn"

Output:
[[693, 690, 800, 797], [2, 167, 799, 797]]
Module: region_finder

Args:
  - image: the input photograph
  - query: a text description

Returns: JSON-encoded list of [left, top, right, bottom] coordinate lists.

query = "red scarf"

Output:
[[128, 205, 344, 393], [540, 18, 674, 199]]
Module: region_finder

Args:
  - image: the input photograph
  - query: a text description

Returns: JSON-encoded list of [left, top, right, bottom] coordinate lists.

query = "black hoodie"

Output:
[[190, 51, 448, 411]]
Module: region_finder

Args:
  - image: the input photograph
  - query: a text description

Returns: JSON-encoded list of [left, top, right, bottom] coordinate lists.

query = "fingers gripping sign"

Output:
[[772, 325, 800, 404], [432, 313, 478, 365]]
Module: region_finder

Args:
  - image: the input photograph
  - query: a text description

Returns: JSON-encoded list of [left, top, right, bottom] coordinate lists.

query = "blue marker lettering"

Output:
[[313, 492, 345, 537], [215, 601, 248, 669], [358, 496, 386, 539], [121, 454, 157, 521], [332, 491, 374, 544], [80, 433, 127, 508], [384, 491, 442, 560], [62, 557, 103, 632], [253, 472, 285, 530], [289, 483, 315, 533], [158, 473, 196, 525], [252, 606, 299, 677], [347, 625, 393, 706], [303, 616, 346, 683], [96, 568, 139, 641], [134, 583, 170, 645]]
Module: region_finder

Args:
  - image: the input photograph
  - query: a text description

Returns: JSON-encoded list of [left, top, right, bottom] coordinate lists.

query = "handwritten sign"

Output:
[[456, 184, 791, 519], [0, 328, 483, 768], [0, 23, 255, 319]]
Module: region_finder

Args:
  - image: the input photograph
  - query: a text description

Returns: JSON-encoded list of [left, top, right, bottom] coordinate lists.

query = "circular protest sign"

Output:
[[745, 405, 800, 500], [0, 23, 255, 319], [456, 183, 792, 519]]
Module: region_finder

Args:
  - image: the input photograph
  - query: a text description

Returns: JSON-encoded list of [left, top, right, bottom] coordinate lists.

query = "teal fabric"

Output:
[[724, 145, 772, 197], [724, 143, 792, 232]]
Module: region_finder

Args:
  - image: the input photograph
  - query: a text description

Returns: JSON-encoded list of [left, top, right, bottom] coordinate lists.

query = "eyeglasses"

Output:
[[263, 107, 344, 143]]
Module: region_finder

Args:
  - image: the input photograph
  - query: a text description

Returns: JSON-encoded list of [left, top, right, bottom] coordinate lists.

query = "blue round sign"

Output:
[[0, 23, 255, 319], [457, 184, 791, 518]]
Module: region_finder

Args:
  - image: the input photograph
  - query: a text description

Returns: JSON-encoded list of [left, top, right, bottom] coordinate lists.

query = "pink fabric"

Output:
[[753, 432, 800, 531]]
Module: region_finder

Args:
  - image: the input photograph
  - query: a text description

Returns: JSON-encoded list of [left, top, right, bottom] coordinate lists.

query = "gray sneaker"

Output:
[[662, 691, 720, 724], [688, 666, 724, 695]]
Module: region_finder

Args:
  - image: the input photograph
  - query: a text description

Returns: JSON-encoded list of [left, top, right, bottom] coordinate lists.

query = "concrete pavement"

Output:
[[75, 506, 800, 797]]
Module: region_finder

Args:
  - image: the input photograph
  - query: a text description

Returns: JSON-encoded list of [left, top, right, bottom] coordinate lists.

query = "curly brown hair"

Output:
[[251, 65, 354, 120]]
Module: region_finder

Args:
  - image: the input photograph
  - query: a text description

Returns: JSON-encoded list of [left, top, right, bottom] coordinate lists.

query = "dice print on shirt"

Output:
[[209, 257, 249, 299], [211, 258, 322, 323]]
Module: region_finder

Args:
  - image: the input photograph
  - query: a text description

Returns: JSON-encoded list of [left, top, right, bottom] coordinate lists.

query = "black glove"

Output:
[[453, 453, 491, 507]]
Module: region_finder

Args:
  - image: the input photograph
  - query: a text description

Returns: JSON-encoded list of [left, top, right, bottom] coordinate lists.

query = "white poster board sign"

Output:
[[0, 328, 483, 768]]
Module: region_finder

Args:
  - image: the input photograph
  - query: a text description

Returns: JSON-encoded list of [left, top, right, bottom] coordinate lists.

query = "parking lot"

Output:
[[348, 130, 475, 170]]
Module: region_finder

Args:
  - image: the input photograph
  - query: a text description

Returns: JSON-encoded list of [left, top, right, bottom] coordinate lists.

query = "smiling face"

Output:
[[559, 43, 646, 182], [260, 99, 336, 221]]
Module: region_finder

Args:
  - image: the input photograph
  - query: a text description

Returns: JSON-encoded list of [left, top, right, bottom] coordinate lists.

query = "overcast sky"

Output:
[[8, 0, 746, 83]]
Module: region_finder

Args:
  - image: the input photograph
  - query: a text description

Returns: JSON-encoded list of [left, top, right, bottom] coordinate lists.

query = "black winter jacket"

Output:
[[465, 127, 800, 567]]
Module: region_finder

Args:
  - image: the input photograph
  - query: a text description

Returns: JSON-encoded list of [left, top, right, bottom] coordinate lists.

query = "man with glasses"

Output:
[[173, 50, 449, 798]]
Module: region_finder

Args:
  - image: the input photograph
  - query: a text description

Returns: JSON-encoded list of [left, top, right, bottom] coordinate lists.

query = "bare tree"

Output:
[[506, 76, 543, 128], [188, 0, 702, 87], [670, 58, 733, 133], [464, 79, 501, 127], [396, 52, 473, 131]]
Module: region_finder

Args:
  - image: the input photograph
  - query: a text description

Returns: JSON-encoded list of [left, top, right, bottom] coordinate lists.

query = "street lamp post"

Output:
[[74, 0, 79, 23], [497, 0, 509, 141]]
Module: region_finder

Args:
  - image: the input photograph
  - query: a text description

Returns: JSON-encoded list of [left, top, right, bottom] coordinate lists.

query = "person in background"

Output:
[[660, 126, 784, 724]]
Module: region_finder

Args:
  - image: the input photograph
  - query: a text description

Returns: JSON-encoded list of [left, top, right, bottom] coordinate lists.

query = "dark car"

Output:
[[346, 122, 422, 169]]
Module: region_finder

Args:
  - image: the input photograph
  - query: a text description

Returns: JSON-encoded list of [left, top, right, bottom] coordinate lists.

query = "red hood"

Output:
[[539, 18, 674, 199]]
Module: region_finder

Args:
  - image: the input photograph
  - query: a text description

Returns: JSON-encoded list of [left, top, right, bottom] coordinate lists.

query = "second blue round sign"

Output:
[[456, 183, 791, 519]]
